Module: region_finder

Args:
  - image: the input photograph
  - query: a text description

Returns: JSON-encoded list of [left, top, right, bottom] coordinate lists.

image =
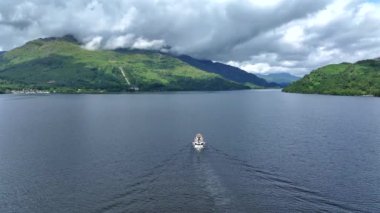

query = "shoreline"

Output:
[[282, 90, 379, 97], [0, 88, 284, 95]]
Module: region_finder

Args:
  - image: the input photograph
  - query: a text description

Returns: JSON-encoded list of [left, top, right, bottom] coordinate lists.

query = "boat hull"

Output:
[[193, 142, 205, 151]]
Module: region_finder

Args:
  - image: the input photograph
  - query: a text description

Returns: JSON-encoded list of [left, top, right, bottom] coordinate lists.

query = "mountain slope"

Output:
[[0, 36, 247, 93], [257, 73, 300, 87], [177, 55, 279, 88], [283, 59, 380, 96]]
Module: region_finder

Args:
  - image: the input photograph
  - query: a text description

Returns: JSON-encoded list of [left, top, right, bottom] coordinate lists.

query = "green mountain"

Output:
[[283, 59, 380, 96], [176, 55, 279, 88], [257, 73, 300, 87], [0, 35, 247, 93]]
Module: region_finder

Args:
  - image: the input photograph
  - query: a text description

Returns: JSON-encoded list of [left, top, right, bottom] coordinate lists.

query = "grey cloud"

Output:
[[0, 20, 33, 29], [225, 0, 380, 75], [0, 0, 379, 76], [0, 0, 329, 50]]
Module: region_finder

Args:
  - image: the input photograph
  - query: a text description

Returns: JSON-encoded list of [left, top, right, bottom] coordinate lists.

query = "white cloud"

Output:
[[104, 34, 135, 49], [306, 0, 354, 28], [83, 34, 167, 51], [241, 63, 272, 73], [83, 36, 103, 50], [280, 60, 297, 67], [280, 25, 305, 49], [247, 0, 284, 7], [227, 60, 307, 76], [112, 7, 137, 32], [131, 37, 166, 50]]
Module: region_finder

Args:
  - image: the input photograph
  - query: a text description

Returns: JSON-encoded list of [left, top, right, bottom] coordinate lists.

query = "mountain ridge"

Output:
[[176, 55, 280, 88], [110, 49, 279, 88], [257, 73, 300, 87], [0, 36, 249, 93]]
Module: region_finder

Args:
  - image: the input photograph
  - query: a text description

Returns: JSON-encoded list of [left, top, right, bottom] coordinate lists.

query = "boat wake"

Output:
[[192, 152, 235, 212], [207, 145, 364, 212], [95, 145, 190, 213], [95, 142, 364, 213]]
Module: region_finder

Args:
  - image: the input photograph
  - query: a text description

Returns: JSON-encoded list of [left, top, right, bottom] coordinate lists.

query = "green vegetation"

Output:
[[0, 36, 247, 93], [283, 60, 380, 96]]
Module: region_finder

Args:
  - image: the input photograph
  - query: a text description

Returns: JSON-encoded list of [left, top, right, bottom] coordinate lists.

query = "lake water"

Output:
[[0, 90, 380, 212]]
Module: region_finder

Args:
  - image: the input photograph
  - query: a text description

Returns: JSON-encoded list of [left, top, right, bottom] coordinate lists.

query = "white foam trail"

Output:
[[193, 154, 232, 211]]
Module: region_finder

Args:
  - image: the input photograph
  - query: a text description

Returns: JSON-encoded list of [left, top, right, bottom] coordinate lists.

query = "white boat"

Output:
[[193, 133, 205, 151]]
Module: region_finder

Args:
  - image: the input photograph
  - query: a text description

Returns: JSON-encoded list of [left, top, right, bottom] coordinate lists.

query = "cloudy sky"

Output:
[[0, 0, 380, 76]]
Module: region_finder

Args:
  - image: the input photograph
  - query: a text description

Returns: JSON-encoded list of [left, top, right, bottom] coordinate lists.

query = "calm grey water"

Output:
[[0, 90, 380, 212]]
